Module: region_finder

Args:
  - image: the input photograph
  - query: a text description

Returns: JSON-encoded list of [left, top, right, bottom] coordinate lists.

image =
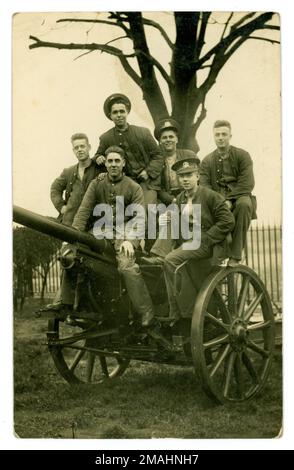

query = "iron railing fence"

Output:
[[31, 224, 282, 311]]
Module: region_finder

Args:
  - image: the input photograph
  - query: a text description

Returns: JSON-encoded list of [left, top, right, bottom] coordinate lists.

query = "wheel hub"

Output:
[[230, 318, 249, 351]]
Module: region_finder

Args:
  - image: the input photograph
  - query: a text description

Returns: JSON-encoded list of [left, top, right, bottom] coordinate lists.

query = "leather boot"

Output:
[[141, 309, 155, 327]]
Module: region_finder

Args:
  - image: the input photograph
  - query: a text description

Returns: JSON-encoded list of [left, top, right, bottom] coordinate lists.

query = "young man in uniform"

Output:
[[163, 156, 235, 320], [50, 133, 102, 226], [199, 120, 256, 267], [73, 146, 155, 328], [94, 93, 163, 206]]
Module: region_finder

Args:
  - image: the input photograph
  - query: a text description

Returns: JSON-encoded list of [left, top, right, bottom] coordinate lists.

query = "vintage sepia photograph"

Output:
[[12, 10, 282, 440]]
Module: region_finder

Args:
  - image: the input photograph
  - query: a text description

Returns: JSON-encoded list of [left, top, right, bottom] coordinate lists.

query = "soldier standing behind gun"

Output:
[[50, 133, 102, 226], [48, 133, 102, 310]]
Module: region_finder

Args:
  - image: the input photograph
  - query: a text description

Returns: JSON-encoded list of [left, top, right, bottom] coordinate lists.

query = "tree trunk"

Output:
[[170, 13, 202, 153], [171, 83, 203, 152], [127, 12, 169, 122]]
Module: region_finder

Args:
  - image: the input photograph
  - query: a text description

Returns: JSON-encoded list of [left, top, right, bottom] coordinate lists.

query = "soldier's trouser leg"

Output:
[[55, 269, 76, 305], [140, 182, 157, 206], [140, 182, 158, 252], [150, 220, 175, 258], [150, 237, 175, 258], [116, 251, 155, 327], [231, 196, 253, 260], [163, 244, 212, 320]]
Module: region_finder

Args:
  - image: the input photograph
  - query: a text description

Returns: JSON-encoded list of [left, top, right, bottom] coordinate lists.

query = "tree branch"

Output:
[[262, 25, 280, 31], [29, 35, 135, 58], [60, 14, 175, 48], [142, 18, 174, 49], [73, 50, 95, 61], [221, 12, 234, 40], [107, 12, 175, 48], [195, 12, 277, 70], [56, 17, 131, 36], [126, 12, 169, 119], [195, 12, 211, 59], [138, 50, 174, 88], [248, 35, 280, 45], [230, 12, 257, 32], [29, 35, 142, 86], [105, 35, 129, 46], [192, 101, 207, 133], [118, 55, 142, 87]]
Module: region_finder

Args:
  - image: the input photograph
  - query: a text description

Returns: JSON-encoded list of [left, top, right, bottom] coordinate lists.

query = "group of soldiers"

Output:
[[50, 92, 256, 328]]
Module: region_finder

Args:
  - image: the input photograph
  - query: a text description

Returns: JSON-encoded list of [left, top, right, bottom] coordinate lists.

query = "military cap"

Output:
[[154, 118, 180, 141], [103, 93, 131, 119], [172, 156, 200, 175]]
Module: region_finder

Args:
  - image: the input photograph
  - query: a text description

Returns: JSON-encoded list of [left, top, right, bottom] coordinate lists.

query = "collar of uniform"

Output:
[[216, 146, 231, 160], [114, 123, 129, 133], [183, 184, 200, 201], [106, 173, 125, 184], [78, 158, 93, 171]]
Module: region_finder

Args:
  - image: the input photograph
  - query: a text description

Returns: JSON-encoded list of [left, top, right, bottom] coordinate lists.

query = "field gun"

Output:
[[13, 204, 276, 404]]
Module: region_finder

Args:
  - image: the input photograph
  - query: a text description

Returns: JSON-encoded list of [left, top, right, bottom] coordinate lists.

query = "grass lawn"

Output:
[[14, 299, 282, 439]]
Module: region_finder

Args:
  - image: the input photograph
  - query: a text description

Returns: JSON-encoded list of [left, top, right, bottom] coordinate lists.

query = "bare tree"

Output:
[[29, 11, 280, 151]]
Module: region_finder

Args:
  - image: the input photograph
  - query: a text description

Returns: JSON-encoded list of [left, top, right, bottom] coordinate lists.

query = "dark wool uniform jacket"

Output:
[[176, 185, 235, 251], [95, 125, 163, 190], [72, 174, 145, 247], [158, 148, 197, 205], [199, 145, 255, 200], [50, 161, 102, 225]]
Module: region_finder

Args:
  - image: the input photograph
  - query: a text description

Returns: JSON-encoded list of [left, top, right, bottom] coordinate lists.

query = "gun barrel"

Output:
[[13, 205, 107, 253]]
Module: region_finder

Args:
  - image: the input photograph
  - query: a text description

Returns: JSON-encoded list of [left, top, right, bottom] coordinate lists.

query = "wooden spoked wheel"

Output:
[[47, 319, 129, 385], [191, 265, 275, 403]]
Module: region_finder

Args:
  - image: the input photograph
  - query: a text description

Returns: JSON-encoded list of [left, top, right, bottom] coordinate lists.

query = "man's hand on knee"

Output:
[[225, 199, 233, 210], [119, 241, 135, 258]]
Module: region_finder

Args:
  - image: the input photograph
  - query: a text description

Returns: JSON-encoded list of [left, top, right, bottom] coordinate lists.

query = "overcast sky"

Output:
[[13, 11, 281, 223]]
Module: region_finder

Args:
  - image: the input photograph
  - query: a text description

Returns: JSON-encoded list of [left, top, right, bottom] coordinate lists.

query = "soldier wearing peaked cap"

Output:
[[154, 118, 180, 141], [153, 118, 199, 206], [94, 93, 163, 206], [142, 155, 235, 320], [172, 156, 200, 174]]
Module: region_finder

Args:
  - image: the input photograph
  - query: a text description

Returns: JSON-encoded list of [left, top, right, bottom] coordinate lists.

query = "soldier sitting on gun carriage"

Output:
[[144, 118, 200, 259], [67, 145, 156, 329], [94, 93, 163, 207], [199, 120, 257, 267], [154, 118, 199, 206], [142, 156, 235, 321]]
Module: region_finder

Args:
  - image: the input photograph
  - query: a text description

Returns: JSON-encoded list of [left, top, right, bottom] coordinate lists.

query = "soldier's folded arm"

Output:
[[227, 151, 255, 200], [199, 158, 213, 190]]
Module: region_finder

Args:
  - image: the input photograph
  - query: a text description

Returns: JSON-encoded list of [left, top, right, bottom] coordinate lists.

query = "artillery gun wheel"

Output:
[[47, 319, 130, 384], [191, 265, 275, 404]]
